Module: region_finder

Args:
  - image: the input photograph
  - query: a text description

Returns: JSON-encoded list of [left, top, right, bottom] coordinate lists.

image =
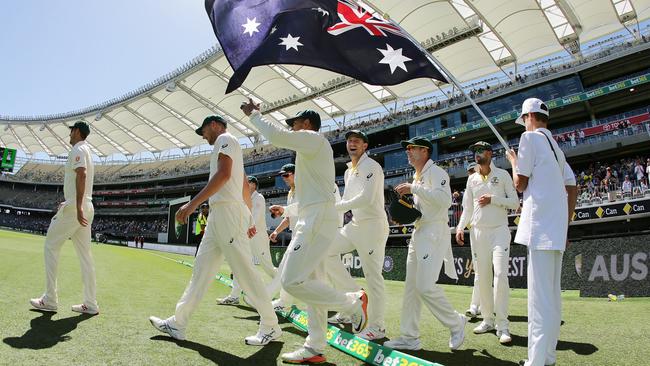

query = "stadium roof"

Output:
[[2, 0, 650, 158]]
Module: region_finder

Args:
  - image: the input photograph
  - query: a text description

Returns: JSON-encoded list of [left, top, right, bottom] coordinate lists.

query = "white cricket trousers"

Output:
[[469, 230, 480, 310], [280, 203, 361, 353], [525, 249, 563, 366], [265, 244, 293, 306], [471, 225, 511, 330], [400, 222, 464, 339], [229, 231, 278, 297], [326, 218, 389, 329], [172, 202, 278, 330], [42, 202, 97, 309]]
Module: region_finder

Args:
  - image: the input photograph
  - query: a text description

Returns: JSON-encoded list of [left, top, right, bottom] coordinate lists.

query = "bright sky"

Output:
[[0, 0, 216, 117]]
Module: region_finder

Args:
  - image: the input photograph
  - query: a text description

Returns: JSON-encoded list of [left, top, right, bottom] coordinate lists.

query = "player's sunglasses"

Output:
[[281, 173, 292, 177]]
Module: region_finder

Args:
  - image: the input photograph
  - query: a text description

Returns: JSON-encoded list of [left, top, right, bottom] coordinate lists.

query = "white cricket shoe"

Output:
[[497, 329, 512, 344], [71, 304, 99, 315], [327, 312, 351, 324], [383, 336, 422, 350], [357, 326, 386, 341], [217, 296, 239, 305], [149, 316, 186, 340], [244, 325, 282, 346], [281, 346, 327, 364], [29, 297, 57, 312], [473, 321, 495, 334], [465, 306, 478, 319], [449, 314, 467, 350], [349, 290, 369, 333]]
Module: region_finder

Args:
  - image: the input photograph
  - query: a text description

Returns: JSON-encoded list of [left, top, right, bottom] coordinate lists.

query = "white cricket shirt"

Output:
[[336, 153, 386, 221], [63, 140, 94, 205], [249, 111, 335, 209], [208, 132, 244, 205], [457, 164, 519, 229], [514, 128, 576, 250]]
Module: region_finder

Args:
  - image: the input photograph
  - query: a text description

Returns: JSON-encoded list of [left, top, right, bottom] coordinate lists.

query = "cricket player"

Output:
[[385, 137, 467, 351], [30, 121, 98, 315], [456, 141, 519, 344], [219, 175, 278, 304], [265, 163, 297, 312], [459, 162, 481, 319], [325, 130, 389, 341], [506, 98, 577, 366], [149, 115, 281, 346], [242, 100, 367, 364]]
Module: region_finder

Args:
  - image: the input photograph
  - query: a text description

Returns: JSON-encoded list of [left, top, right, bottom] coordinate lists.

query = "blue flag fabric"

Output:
[[205, 0, 448, 93]]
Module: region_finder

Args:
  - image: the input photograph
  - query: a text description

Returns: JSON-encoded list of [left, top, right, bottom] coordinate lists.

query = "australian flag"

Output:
[[205, 0, 448, 93]]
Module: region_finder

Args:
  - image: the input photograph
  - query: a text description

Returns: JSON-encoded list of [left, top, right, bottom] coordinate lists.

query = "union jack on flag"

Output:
[[327, 0, 401, 37], [205, 0, 447, 93]]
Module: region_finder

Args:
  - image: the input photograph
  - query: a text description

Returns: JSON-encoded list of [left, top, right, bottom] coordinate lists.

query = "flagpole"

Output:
[[366, 3, 511, 150], [422, 51, 510, 151]]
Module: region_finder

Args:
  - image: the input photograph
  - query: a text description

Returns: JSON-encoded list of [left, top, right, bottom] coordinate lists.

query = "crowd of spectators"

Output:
[[0, 187, 62, 210], [0, 213, 50, 234], [574, 156, 650, 203], [92, 216, 167, 240]]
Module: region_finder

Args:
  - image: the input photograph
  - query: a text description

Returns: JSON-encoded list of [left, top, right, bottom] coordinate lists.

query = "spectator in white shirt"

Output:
[[622, 175, 632, 194]]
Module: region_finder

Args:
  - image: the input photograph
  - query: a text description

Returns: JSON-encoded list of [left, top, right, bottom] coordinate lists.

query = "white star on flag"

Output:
[[242, 17, 261, 37], [279, 34, 303, 51], [377, 44, 412, 74]]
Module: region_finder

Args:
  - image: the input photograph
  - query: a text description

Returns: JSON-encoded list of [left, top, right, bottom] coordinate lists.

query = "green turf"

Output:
[[0, 229, 648, 365]]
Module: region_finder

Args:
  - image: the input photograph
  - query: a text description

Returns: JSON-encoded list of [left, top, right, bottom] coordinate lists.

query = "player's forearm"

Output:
[[275, 218, 289, 233], [249, 111, 318, 153], [242, 175, 253, 210], [75, 171, 86, 209], [566, 185, 578, 224]]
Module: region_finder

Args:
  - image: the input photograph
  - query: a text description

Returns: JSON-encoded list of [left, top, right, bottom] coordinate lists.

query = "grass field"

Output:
[[0, 229, 648, 366]]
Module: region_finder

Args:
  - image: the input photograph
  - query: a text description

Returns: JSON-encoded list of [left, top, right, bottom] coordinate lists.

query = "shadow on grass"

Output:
[[3, 309, 95, 350], [151, 335, 316, 365], [507, 333, 598, 355]]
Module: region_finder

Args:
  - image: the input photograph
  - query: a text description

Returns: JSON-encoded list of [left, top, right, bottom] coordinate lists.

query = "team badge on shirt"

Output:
[[490, 177, 499, 185]]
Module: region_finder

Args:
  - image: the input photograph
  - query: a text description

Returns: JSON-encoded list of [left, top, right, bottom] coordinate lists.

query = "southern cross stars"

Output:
[[279, 34, 303, 51], [377, 44, 411, 74], [242, 17, 261, 37]]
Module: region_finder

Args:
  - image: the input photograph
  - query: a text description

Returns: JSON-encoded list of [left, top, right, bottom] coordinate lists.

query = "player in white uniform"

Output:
[[506, 99, 577, 366], [265, 164, 298, 311], [386, 137, 467, 351], [149, 115, 281, 346], [459, 162, 482, 319], [219, 175, 277, 304], [242, 100, 368, 365], [325, 130, 389, 341], [456, 141, 519, 344], [30, 121, 99, 315]]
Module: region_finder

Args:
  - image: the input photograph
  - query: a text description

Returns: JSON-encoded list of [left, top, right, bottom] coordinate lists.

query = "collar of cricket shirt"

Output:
[[414, 159, 434, 182]]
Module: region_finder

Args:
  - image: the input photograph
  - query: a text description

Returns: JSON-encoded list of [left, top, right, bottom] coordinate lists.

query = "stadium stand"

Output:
[[2, 29, 650, 244]]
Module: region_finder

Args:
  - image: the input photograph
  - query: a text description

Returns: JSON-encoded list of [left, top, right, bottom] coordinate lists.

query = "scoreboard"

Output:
[[0, 147, 17, 173]]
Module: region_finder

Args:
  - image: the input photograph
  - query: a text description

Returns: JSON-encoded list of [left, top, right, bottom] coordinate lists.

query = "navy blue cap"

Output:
[[196, 115, 227, 135], [400, 136, 433, 151], [286, 110, 321, 130]]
